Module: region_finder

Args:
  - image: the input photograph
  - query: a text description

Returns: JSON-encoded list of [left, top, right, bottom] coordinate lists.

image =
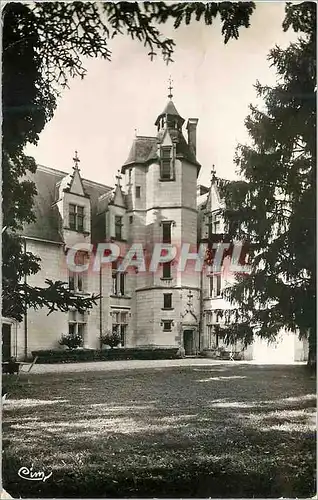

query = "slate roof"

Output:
[[122, 136, 158, 170], [167, 128, 199, 167], [155, 100, 185, 126], [122, 131, 201, 172], [22, 165, 112, 243], [197, 192, 209, 209]]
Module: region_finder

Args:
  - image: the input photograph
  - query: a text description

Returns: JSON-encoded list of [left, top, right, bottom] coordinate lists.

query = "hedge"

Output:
[[31, 347, 180, 364]]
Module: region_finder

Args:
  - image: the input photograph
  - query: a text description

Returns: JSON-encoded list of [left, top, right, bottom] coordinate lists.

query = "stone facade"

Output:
[[5, 98, 308, 362]]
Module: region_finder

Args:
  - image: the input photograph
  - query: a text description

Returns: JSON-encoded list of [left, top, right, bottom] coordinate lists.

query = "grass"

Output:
[[2, 363, 316, 498]]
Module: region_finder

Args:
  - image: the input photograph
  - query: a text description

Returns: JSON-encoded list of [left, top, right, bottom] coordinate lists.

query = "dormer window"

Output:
[[207, 214, 220, 237], [160, 146, 175, 181], [115, 215, 123, 240], [69, 204, 84, 232]]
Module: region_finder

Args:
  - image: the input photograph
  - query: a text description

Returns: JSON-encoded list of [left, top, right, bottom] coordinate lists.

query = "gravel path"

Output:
[[30, 357, 242, 374], [28, 357, 304, 374]]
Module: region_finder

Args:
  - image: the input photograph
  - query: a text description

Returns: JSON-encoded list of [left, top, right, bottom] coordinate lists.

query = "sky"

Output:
[[25, 2, 297, 189]]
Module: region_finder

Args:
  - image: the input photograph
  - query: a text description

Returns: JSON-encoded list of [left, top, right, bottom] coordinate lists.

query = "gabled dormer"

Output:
[[56, 151, 91, 248], [204, 166, 226, 238], [110, 171, 126, 209], [98, 171, 128, 242], [108, 171, 128, 241]]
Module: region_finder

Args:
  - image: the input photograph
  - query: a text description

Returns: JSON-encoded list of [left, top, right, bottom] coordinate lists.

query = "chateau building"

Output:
[[3, 94, 308, 363]]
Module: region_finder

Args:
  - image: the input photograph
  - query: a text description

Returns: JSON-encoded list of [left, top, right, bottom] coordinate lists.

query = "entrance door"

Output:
[[183, 330, 194, 355], [2, 324, 11, 361]]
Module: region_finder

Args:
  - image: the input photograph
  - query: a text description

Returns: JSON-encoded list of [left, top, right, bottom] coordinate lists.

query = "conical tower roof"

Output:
[[155, 99, 185, 126]]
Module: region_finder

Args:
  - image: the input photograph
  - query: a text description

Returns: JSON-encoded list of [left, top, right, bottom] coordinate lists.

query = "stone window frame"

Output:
[[69, 203, 85, 232]]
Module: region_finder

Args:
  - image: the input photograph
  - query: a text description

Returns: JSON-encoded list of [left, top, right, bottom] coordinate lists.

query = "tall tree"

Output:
[[2, 2, 255, 321], [217, 2, 316, 364]]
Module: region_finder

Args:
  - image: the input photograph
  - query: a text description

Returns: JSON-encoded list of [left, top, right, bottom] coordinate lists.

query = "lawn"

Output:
[[2, 363, 316, 498]]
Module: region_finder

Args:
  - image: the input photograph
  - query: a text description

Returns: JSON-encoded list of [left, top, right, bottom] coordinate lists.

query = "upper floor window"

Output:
[[69, 204, 84, 232], [160, 146, 174, 181], [214, 220, 220, 233], [208, 274, 222, 298], [115, 215, 123, 240], [68, 252, 86, 292], [207, 214, 221, 237], [136, 186, 141, 198], [162, 262, 172, 279], [112, 261, 126, 296], [163, 293, 172, 309], [69, 272, 84, 292], [162, 221, 172, 244]]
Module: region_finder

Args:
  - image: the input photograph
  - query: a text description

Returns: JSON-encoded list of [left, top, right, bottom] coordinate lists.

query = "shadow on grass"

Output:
[[2, 363, 316, 498]]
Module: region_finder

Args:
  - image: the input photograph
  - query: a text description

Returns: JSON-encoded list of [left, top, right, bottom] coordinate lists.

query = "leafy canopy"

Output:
[[217, 2, 316, 358]]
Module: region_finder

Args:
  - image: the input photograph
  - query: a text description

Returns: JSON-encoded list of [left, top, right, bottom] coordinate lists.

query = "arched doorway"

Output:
[[183, 329, 195, 355], [180, 291, 199, 356]]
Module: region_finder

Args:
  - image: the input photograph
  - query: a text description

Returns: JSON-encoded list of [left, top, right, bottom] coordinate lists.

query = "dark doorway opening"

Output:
[[183, 329, 195, 355], [2, 323, 11, 361]]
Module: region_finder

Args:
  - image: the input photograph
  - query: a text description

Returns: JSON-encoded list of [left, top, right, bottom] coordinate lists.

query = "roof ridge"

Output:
[[36, 164, 112, 191], [36, 164, 68, 176], [136, 135, 157, 140]]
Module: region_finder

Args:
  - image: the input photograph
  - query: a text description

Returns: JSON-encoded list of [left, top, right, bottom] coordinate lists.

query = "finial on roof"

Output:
[[211, 164, 216, 184], [115, 169, 122, 187], [73, 150, 80, 171], [134, 128, 137, 137], [168, 76, 173, 100]]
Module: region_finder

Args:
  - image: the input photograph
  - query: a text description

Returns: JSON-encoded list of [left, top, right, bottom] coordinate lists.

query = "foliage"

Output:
[[2, 232, 101, 321], [219, 2, 316, 361], [2, 1, 255, 321], [59, 332, 83, 350], [31, 347, 180, 363], [23, 2, 256, 91], [100, 330, 122, 348]]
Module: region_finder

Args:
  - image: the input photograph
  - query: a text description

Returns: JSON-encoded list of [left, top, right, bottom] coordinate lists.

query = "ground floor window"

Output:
[[206, 311, 220, 348], [68, 311, 86, 344], [162, 320, 173, 332], [112, 310, 129, 346]]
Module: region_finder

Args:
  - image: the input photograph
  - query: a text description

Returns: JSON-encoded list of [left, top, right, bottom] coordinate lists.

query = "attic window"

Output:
[[115, 215, 123, 240], [207, 214, 220, 237], [160, 146, 175, 181], [69, 204, 84, 232]]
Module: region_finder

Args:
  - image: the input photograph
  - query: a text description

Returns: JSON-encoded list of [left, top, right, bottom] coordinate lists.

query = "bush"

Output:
[[59, 333, 83, 349], [31, 347, 180, 364], [100, 331, 122, 348], [199, 348, 243, 360]]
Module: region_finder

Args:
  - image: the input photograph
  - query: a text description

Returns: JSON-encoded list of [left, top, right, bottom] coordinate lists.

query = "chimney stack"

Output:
[[186, 118, 199, 157]]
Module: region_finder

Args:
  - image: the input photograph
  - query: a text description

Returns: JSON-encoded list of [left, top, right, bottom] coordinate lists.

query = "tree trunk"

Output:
[[307, 327, 316, 370]]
